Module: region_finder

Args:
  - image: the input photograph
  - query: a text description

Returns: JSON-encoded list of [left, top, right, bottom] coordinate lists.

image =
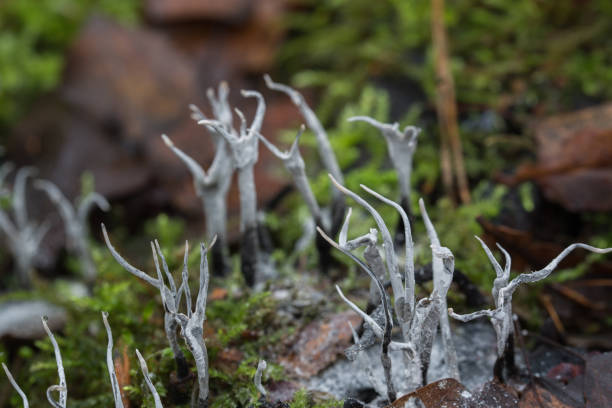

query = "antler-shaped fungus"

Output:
[[259, 125, 337, 271], [42, 316, 67, 408], [35, 180, 109, 284], [163, 83, 234, 276], [449, 239, 612, 359], [322, 176, 458, 390], [136, 349, 164, 408], [317, 225, 399, 402], [2, 363, 29, 408], [0, 166, 50, 287], [199, 90, 274, 287], [264, 75, 346, 236], [161, 239, 215, 408], [418, 198, 459, 380], [102, 312, 126, 408], [101, 224, 190, 381], [349, 116, 420, 245]]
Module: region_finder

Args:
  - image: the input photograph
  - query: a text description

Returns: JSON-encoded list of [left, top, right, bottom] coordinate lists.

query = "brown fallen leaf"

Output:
[[519, 383, 578, 408], [390, 378, 472, 408], [501, 104, 612, 212], [279, 311, 361, 378], [391, 379, 518, 408]]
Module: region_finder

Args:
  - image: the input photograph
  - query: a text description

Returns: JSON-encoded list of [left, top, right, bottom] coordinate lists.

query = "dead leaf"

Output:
[[519, 383, 577, 408], [279, 311, 361, 378], [502, 104, 612, 211], [390, 378, 473, 408], [391, 379, 518, 408]]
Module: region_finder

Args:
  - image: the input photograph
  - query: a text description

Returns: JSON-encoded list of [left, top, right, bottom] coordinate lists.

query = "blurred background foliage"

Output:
[[0, 0, 140, 130], [282, 0, 612, 121]]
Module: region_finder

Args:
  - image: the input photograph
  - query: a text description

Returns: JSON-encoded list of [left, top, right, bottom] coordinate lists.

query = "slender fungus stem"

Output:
[[449, 238, 611, 375], [317, 226, 396, 401], [42, 316, 67, 408], [264, 74, 346, 235], [36, 179, 109, 284], [349, 116, 420, 246], [136, 349, 164, 408], [102, 224, 190, 380], [0, 166, 49, 287], [254, 360, 268, 397], [102, 312, 125, 408], [2, 363, 29, 408], [200, 89, 272, 287]]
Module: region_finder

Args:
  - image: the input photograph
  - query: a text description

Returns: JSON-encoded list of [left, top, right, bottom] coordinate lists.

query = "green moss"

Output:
[[0, 0, 141, 131], [289, 389, 310, 408]]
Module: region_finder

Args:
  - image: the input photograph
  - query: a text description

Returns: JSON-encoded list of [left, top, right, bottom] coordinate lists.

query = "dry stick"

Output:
[[42, 316, 67, 408], [102, 312, 126, 408], [2, 363, 29, 408], [431, 0, 470, 204], [539, 294, 566, 336]]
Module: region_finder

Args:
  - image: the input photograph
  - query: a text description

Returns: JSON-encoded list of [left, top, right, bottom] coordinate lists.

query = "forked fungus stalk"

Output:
[[102, 312, 126, 408], [101, 224, 191, 381], [264, 75, 346, 235], [348, 116, 420, 246], [0, 165, 50, 287], [449, 238, 612, 377], [136, 349, 165, 408], [418, 198, 460, 380], [2, 363, 29, 408], [42, 316, 67, 408], [163, 82, 234, 276], [320, 175, 458, 395], [258, 125, 335, 271], [35, 180, 110, 285], [163, 240, 215, 408], [199, 90, 273, 287], [104, 222, 215, 407]]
